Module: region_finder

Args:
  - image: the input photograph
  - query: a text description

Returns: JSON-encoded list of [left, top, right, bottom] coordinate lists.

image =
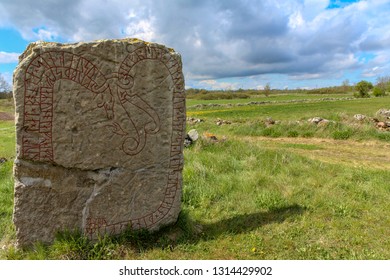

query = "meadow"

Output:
[[0, 92, 389, 259]]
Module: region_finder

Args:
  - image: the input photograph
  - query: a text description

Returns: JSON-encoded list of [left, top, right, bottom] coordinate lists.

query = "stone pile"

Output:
[[186, 117, 204, 124]]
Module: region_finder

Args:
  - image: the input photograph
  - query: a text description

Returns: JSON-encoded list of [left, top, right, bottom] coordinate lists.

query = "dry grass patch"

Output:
[[241, 136, 390, 170]]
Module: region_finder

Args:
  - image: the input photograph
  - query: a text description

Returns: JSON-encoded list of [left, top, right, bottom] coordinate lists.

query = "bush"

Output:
[[354, 80, 373, 98], [372, 87, 386, 97], [0, 91, 12, 99]]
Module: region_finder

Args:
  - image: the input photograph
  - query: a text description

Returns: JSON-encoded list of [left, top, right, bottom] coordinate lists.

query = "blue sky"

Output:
[[1, 0, 390, 90]]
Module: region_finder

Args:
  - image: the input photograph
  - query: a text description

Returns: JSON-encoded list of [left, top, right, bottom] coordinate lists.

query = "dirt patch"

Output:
[[241, 136, 390, 170], [0, 112, 14, 121]]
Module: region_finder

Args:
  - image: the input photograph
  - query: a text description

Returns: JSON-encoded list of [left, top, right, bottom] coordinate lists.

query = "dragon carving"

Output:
[[22, 45, 174, 161]]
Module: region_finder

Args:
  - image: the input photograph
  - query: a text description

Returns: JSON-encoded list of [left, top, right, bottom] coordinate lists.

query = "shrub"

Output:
[[372, 87, 386, 97], [354, 80, 373, 98]]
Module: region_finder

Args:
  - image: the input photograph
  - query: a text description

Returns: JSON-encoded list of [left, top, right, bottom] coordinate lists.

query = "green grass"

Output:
[[0, 121, 15, 159], [186, 92, 354, 106], [187, 95, 390, 143], [188, 96, 390, 121], [0, 160, 15, 248], [0, 98, 14, 114], [1, 96, 390, 259]]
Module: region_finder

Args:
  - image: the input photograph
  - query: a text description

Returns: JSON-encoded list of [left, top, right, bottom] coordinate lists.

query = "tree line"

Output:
[[1, 73, 390, 99], [0, 73, 12, 99], [186, 76, 390, 99]]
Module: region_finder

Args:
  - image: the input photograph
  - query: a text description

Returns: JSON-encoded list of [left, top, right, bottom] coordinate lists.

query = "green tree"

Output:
[[0, 73, 11, 99], [372, 86, 386, 97], [342, 79, 350, 92], [354, 80, 373, 98], [263, 83, 271, 97], [375, 76, 390, 95]]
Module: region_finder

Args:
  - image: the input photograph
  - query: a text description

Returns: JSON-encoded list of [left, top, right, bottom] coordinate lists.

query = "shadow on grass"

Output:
[[202, 204, 306, 238]]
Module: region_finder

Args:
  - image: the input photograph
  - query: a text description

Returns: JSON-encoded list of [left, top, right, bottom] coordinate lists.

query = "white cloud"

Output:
[[1, 0, 390, 88], [34, 28, 58, 41], [199, 79, 239, 90], [289, 11, 305, 29], [0, 51, 19, 63], [289, 73, 325, 80], [124, 18, 155, 42]]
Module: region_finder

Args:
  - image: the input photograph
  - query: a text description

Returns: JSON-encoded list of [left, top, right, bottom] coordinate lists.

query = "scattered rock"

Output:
[[187, 129, 199, 141], [187, 97, 356, 110], [247, 101, 267, 105], [317, 119, 330, 127], [203, 132, 218, 141], [202, 132, 227, 142], [308, 117, 324, 124], [376, 109, 390, 118], [354, 114, 366, 121], [308, 117, 333, 127], [216, 118, 231, 126], [264, 117, 275, 126], [187, 117, 204, 124], [376, 121, 389, 130], [371, 118, 380, 123], [0, 157, 8, 164], [370, 115, 390, 130], [184, 129, 199, 147]]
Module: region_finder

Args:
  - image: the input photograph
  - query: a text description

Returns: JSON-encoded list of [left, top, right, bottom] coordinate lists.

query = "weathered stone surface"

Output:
[[13, 39, 186, 246], [376, 108, 390, 118], [354, 114, 366, 121], [187, 129, 199, 142]]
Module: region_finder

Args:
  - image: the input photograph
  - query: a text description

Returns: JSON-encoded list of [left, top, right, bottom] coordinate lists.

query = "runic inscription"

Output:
[[13, 39, 186, 246]]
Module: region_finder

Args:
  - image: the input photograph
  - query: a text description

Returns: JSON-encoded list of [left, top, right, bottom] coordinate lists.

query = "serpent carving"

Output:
[[22, 46, 173, 161]]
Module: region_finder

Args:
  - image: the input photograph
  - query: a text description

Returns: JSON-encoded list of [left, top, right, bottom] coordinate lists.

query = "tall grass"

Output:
[[0, 160, 15, 248]]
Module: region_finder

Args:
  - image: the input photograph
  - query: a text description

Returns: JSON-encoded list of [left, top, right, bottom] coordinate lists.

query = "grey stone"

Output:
[[184, 129, 199, 147], [187, 129, 199, 142], [376, 108, 390, 118], [354, 114, 366, 121], [216, 118, 232, 126], [13, 38, 186, 246], [308, 117, 323, 124]]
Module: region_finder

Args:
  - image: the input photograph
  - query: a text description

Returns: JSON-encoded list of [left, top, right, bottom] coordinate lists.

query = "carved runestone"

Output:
[[12, 39, 186, 246]]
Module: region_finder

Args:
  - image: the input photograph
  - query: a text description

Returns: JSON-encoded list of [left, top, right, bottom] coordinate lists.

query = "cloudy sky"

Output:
[[1, 0, 390, 90]]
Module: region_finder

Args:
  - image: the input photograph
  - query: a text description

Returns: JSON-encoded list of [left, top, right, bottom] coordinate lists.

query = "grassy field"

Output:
[[186, 92, 354, 106], [0, 93, 389, 259]]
